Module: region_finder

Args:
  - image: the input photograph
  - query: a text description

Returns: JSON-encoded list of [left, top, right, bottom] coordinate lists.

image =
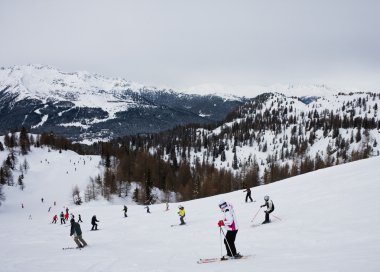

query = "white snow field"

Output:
[[1, 147, 380, 272]]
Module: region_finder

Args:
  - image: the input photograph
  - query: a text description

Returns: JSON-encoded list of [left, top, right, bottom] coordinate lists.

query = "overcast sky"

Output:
[[1, 0, 379, 95]]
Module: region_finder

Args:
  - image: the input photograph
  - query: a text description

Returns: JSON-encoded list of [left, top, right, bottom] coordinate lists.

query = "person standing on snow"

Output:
[[70, 219, 87, 248], [52, 214, 58, 224], [91, 215, 99, 230], [178, 205, 186, 225], [123, 205, 128, 217], [243, 186, 253, 202], [60, 211, 65, 224], [217, 200, 241, 259], [260, 195, 275, 224]]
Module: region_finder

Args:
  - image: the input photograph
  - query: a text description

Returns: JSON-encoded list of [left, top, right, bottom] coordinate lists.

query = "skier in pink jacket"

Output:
[[217, 200, 241, 259]]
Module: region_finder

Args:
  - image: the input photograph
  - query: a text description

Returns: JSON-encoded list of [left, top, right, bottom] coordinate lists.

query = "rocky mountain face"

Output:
[[0, 65, 245, 141]]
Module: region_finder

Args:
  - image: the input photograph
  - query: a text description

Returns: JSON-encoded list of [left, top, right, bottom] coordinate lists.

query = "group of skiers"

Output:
[[216, 188, 275, 259], [55, 187, 273, 253]]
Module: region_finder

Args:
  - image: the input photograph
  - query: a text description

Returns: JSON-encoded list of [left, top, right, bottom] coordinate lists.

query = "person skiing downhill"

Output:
[[60, 211, 65, 224], [52, 214, 58, 224], [243, 186, 253, 202], [178, 205, 186, 225], [70, 219, 87, 248], [217, 200, 241, 259], [260, 195, 275, 224], [123, 205, 128, 217], [91, 215, 99, 230]]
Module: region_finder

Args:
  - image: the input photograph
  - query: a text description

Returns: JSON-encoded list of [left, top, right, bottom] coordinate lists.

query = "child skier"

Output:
[[91, 215, 99, 230], [52, 214, 58, 224], [178, 205, 186, 225], [217, 200, 241, 259], [260, 195, 275, 224], [70, 219, 87, 248]]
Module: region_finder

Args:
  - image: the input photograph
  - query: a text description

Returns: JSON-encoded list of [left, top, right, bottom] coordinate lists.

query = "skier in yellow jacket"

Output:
[[178, 205, 186, 225]]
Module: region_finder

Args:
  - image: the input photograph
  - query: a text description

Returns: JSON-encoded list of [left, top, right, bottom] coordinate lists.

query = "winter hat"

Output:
[[218, 200, 228, 209], [264, 195, 269, 201]]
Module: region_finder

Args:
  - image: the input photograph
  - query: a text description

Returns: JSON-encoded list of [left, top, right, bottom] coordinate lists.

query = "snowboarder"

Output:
[[60, 211, 65, 224], [91, 215, 99, 230], [260, 195, 275, 224], [70, 219, 87, 248], [78, 214, 83, 223], [243, 186, 253, 202], [145, 205, 150, 213], [52, 214, 58, 224], [217, 200, 241, 259], [123, 205, 128, 217], [178, 205, 186, 225]]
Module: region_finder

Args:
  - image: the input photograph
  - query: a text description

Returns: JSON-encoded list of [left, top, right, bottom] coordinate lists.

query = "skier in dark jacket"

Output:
[[60, 211, 65, 224], [260, 195, 275, 224], [243, 186, 253, 202], [91, 215, 99, 230], [123, 205, 128, 217], [70, 219, 87, 248]]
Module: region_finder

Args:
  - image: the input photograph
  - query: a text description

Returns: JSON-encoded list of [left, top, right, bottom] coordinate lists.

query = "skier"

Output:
[[123, 205, 128, 217], [260, 195, 275, 224], [64, 212, 69, 222], [91, 215, 99, 230], [178, 205, 186, 225], [243, 186, 253, 202], [60, 211, 65, 224], [70, 219, 87, 248], [52, 214, 58, 224], [217, 200, 241, 259], [41, 198, 44, 203], [48, 206, 52, 212], [165, 201, 169, 211], [145, 205, 151, 213], [78, 214, 83, 223], [21, 203, 24, 208]]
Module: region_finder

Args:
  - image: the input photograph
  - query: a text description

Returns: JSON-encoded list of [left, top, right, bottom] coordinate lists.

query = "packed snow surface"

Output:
[[0, 147, 379, 272]]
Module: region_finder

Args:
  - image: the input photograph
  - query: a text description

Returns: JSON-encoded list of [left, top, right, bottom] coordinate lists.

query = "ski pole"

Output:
[[219, 227, 223, 258], [272, 214, 282, 221], [251, 207, 262, 222], [220, 227, 233, 257]]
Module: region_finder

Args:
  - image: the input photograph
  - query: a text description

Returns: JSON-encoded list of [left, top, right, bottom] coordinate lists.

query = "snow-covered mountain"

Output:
[[0, 65, 245, 142], [0, 142, 379, 272], [147, 92, 380, 188]]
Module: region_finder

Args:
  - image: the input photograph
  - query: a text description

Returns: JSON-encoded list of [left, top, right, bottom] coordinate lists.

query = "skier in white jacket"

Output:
[[217, 200, 241, 259]]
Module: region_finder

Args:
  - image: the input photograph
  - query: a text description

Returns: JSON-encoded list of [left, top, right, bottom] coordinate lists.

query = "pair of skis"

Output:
[[197, 254, 252, 264]]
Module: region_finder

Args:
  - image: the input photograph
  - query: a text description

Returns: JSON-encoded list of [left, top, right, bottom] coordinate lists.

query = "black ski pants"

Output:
[[224, 230, 238, 256], [245, 192, 253, 202]]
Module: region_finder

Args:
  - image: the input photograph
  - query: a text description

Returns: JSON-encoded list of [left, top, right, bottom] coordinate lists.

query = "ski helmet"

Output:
[[178, 205, 183, 209], [264, 195, 269, 201], [218, 200, 227, 209]]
